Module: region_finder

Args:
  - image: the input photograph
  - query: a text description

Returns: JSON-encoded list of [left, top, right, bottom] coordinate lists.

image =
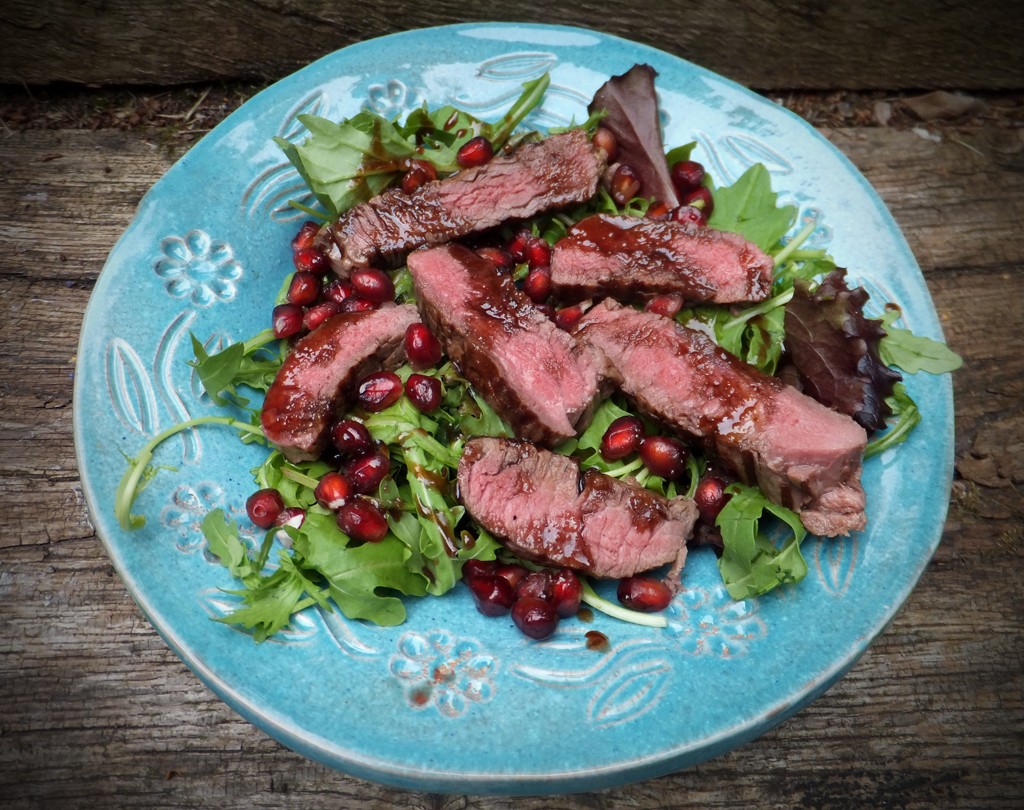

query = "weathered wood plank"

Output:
[[1, 1, 1021, 90], [1, 121, 1022, 808]]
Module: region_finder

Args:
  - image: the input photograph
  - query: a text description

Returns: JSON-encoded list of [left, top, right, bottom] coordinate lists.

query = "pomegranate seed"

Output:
[[592, 126, 618, 161], [337, 497, 389, 542], [551, 569, 582, 617], [246, 488, 284, 529], [401, 159, 438, 194], [356, 371, 403, 412], [476, 246, 514, 272], [645, 293, 684, 319], [646, 200, 671, 220], [670, 204, 707, 227], [512, 596, 559, 640], [456, 135, 494, 168], [600, 415, 644, 461], [322, 278, 354, 305], [506, 230, 534, 263], [291, 220, 320, 252], [639, 435, 689, 479], [670, 159, 706, 195], [294, 246, 330, 276], [610, 164, 641, 205], [694, 476, 731, 524], [350, 268, 395, 304], [462, 559, 497, 580], [524, 239, 551, 269], [314, 471, 351, 511], [287, 271, 322, 307], [522, 267, 552, 303], [553, 305, 583, 331], [273, 506, 306, 546], [330, 419, 375, 458], [405, 373, 442, 413], [494, 563, 528, 590], [302, 300, 342, 332], [345, 448, 391, 494], [404, 323, 443, 369], [683, 186, 714, 218], [516, 571, 552, 602], [467, 575, 515, 617], [339, 296, 377, 313], [271, 303, 305, 339], [617, 576, 672, 612]]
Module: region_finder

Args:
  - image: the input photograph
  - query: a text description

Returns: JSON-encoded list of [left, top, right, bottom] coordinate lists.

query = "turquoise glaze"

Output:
[[75, 24, 954, 794]]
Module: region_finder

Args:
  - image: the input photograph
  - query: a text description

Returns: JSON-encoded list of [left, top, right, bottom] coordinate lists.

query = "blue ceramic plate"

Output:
[[75, 23, 954, 794]]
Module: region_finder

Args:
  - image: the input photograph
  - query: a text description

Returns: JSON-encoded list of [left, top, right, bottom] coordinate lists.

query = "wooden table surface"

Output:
[[2, 6, 1023, 809]]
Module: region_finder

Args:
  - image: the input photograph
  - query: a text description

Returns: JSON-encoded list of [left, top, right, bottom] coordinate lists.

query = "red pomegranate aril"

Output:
[[302, 300, 342, 332], [291, 220, 319, 252], [337, 497, 389, 542], [475, 246, 514, 272], [515, 571, 553, 602], [592, 126, 618, 161], [610, 164, 641, 205], [339, 296, 377, 313], [639, 435, 688, 479], [404, 322, 443, 369], [694, 476, 731, 524], [345, 449, 391, 494], [670, 159, 706, 195], [330, 419, 375, 458], [683, 186, 714, 218], [350, 268, 395, 304], [405, 373, 442, 413], [271, 303, 305, 339], [494, 563, 528, 590], [456, 135, 494, 168], [467, 574, 515, 617], [524, 238, 551, 269], [645, 293, 684, 319], [273, 506, 306, 546], [294, 246, 330, 276], [522, 267, 552, 304], [462, 558, 497, 580], [506, 230, 534, 263], [287, 271, 322, 307], [322, 278, 355, 305], [512, 596, 559, 640], [356, 370, 403, 412], [314, 471, 351, 511], [401, 159, 438, 194], [600, 415, 644, 461], [617, 576, 673, 612], [246, 488, 284, 529], [671, 204, 708, 227], [646, 200, 672, 220], [553, 305, 584, 331], [551, 569, 582, 617]]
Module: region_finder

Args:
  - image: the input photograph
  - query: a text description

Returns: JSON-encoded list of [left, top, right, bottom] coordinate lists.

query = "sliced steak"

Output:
[[260, 303, 419, 462], [408, 243, 603, 447], [550, 214, 774, 305], [316, 129, 606, 274], [574, 299, 867, 536], [458, 437, 696, 579]]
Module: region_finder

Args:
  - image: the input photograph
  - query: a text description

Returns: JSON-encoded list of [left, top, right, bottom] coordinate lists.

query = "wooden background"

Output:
[[1, 2, 1023, 808]]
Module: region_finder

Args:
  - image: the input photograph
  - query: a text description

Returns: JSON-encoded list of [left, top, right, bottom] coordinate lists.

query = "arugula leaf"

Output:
[[864, 383, 922, 458], [716, 483, 808, 599], [708, 164, 796, 252], [877, 307, 962, 374], [190, 329, 282, 407], [201, 509, 263, 586]]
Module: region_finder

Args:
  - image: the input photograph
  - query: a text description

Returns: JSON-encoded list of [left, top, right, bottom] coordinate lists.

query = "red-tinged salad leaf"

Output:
[[588, 63, 680, 207], [783, 269, 902, 433]]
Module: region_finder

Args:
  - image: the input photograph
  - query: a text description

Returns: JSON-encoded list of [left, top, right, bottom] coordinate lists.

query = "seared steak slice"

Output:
[[574, 300, 867, 536], [550, 214, 774, 305], [458, 437, 696, 579], [316, 129, 606, 274], [261, 303, 419, 461], [408, 243, 603, 447]]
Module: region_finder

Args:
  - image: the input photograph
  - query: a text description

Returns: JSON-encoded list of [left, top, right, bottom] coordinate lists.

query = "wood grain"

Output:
[[1, 121, 1022, 808], [1, 1, 1022, 90]]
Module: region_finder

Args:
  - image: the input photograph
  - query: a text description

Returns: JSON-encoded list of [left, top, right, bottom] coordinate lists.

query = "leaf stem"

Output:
[[773, 220, 817, 267], [115, 416, 265, 531], [581, 581, 668, 628]]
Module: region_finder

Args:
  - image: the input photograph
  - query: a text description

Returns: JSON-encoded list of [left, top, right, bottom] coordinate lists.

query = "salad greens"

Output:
[[115, 71, 961, 642]]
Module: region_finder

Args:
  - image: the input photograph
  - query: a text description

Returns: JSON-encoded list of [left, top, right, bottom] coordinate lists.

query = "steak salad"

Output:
[[116, 66, 960, 642]]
